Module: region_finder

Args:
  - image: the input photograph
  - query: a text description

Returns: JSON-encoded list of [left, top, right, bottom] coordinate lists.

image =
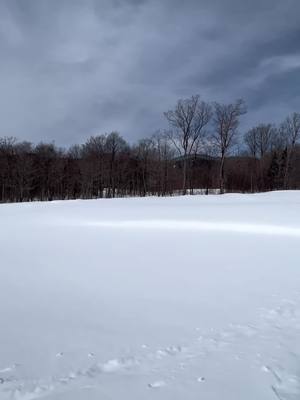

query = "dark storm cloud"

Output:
[[0, 0, 299, 145]]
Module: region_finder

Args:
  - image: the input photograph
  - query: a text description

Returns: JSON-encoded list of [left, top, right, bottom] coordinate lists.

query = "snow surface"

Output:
[[0, 191, 300, 399]]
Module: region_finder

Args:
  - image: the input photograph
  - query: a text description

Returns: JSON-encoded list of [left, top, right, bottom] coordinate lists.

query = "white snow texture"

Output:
[[0, 191, 299, 399]]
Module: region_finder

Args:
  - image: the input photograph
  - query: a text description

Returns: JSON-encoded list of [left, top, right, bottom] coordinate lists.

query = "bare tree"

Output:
[[0, 137, 17, 202], [245, 124, 277, 158], [2, 101, 300, 204], [152, 131, 175, 196], [82, 135, 106, 198], [105, 132, 128, 198], [213, 99, 247, 193], [280, 113, 300, 189], [134, 138, 155, 196], [164, 95, 212, 194], [14, 141, 34, 202], [244, 128, 258, 158], [33, 142, 63, 201], [258, 124, 276, 158], [244, 124, 276, 191]]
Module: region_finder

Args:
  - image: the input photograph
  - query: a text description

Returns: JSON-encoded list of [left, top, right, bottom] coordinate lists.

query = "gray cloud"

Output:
[[0, 0, 299, 145]]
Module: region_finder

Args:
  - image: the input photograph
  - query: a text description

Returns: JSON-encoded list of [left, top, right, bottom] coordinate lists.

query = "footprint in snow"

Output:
[[148, 380, 166, 389], [155, 345, 182, 359], [97, 357, 139, 373], [262, 365, 300, 400]]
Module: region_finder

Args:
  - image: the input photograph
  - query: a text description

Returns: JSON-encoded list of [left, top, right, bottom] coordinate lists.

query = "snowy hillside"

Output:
[[0, 192, 300, 399]]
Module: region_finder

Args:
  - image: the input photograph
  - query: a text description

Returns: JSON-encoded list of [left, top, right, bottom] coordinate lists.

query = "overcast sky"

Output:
[[0, 0, 299, 145]]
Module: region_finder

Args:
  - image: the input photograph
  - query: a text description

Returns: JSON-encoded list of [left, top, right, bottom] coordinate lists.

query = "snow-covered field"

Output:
[[0, 192, 300, 399]]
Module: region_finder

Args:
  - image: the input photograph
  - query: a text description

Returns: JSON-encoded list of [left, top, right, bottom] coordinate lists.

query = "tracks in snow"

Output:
[[1, 294, 300, 400]]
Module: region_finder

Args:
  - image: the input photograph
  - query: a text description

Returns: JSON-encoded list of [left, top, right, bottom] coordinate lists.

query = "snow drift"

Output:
[[0, 191, 299, 399]]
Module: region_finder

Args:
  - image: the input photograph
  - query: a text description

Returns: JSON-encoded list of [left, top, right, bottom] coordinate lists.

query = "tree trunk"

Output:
[[182, 157, 187, 195], [219, 155, 225, 194], [283, 148, 293, 190]]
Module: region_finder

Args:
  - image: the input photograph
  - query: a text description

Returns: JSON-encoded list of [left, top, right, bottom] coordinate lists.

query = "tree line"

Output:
[[0, 95, 300, 203]]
